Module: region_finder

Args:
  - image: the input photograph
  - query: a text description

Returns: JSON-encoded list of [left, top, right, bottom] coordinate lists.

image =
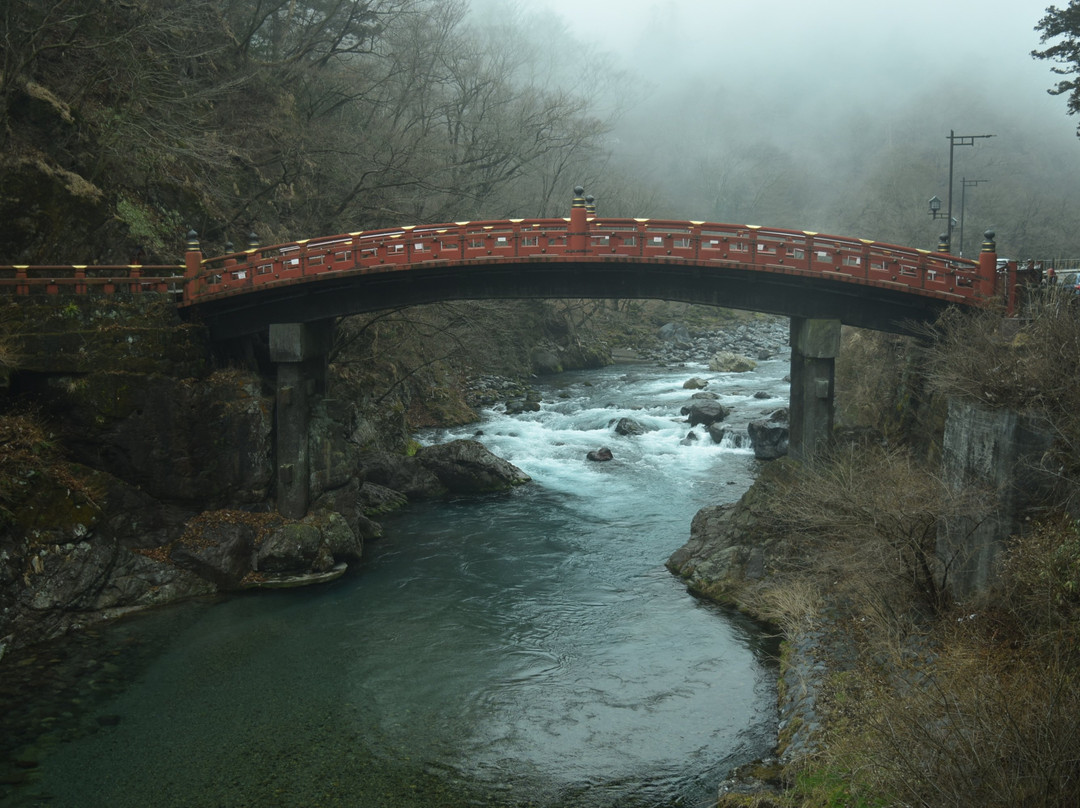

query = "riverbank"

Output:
[[671, 304, 1080, 807]]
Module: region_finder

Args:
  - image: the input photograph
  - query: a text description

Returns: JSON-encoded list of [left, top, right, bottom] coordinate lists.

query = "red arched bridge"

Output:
[[0, 189, 1022, 515], [0, 192, 1012, 340]]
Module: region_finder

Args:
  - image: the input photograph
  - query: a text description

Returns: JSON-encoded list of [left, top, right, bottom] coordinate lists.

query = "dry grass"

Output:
[[764, 409, 1080, 806], [749, 577, 827, 635], [763, 443, 986, 623], [920, 293, 1080, 507], [827, 610, 1080, 808]]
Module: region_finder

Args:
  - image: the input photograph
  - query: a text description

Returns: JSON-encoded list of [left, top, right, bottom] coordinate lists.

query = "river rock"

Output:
[[683, 377, 709, 389], [359, 441, 531, 498], [587, 447, 614, 461], [747, 419, 789, 460], [681, 431, 700, 445], [414, 439, 532, 493], [315, 512, 364, 562], [666, 463, 799, 599], [683, 400, 731, 427], [505, 398, 541, 414], [709, 351, 757, 373], [254, 522, 334, 575], [357, 451, 444, 499], [312, 478, 383, 542], [169, 516, 261, 588], [252, 513, 361, 576], [659, 322, 692, 347], [614, 417, 649, 436], [358, 481, 408, 515], [530, 347, 563, 374]]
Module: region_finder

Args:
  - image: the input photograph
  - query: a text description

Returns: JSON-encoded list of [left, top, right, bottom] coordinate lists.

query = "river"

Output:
[[1, 353, 789, 808]]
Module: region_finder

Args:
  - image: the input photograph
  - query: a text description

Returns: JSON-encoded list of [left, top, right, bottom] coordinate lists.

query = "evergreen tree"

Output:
[[1033, 1, 1080, 133]]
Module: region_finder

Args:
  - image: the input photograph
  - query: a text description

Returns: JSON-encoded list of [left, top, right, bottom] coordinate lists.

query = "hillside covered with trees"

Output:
[[5, 0, 1080, 264]]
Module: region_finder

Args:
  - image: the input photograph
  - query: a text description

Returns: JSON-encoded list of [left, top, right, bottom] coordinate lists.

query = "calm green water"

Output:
[[1, 360, 787, 807]]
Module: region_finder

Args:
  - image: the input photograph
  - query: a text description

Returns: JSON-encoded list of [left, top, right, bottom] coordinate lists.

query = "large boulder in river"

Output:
[[360, 440, 531, 498], [415, 439, 531, 494], [169, 514, 263, 588], [358, 481, 408, 516], [168, 510, 362, 587], [747, 419, 789, 460], [254, 513, 361, 576], [614, 417, 650, 436], [587, 447, 614, 462], [709, 351, 757, 373], [312, 478, 384, 542], [682, 399, 731, 427]]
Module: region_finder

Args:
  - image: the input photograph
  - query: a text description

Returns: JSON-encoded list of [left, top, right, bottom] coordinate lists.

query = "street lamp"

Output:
[[958, 178, 988, 257], [928, 197, 956, 253], [943, 130, 994, 253]]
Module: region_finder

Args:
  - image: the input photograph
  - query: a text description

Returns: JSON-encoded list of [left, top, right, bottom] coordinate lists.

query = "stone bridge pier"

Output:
[[787, 317, 841, 461], [269, 321, 335, 519]]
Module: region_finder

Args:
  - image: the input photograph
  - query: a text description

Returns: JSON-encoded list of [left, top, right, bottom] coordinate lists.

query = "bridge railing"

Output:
[[0, 218, 990, 306], [0, 264, 185, 297], [183, 218, 988, 305]]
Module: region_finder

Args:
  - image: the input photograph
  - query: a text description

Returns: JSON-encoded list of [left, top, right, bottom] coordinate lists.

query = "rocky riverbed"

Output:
[[647, 318, 790, 365]]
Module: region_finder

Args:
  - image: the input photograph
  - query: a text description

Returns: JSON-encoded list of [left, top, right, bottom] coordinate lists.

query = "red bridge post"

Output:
[[569, 186, 588, 255], [978, 229, 998, 302], [184, 230, 203, 304]]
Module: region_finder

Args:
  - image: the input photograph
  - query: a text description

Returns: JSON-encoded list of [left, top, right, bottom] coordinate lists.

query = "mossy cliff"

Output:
[[0, 295, 614, 655], [0, 298, 276, 650]]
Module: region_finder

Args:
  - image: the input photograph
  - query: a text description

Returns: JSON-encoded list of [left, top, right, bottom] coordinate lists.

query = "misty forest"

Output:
[[4, 0, 1080, 263]]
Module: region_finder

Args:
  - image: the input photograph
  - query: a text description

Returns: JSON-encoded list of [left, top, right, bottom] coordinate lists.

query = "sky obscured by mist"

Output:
[[532, 0, 1066, 129], [475, 0, 1079, 257]]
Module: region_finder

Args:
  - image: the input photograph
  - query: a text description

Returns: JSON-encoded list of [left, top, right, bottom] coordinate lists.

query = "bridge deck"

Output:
[[0, 216, 1001, 338]]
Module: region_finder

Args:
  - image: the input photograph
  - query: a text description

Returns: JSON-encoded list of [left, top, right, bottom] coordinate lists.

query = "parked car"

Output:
[[1058, 270, 1080, 293]]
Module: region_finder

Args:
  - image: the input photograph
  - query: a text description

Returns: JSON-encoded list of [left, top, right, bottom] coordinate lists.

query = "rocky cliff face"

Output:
[[0, 297, 531, 656]]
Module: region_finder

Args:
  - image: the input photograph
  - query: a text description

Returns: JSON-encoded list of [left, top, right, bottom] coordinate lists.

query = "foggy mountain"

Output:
[[476, 0, 1080, 258]]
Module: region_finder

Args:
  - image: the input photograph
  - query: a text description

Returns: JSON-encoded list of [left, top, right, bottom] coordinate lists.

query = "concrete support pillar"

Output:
[[269, 321, 334, 519], [788, 317, 841, 461], [937, 398, 1053, 599]]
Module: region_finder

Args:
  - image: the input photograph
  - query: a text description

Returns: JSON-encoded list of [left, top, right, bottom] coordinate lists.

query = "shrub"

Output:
[[764, 443, 984, 621]]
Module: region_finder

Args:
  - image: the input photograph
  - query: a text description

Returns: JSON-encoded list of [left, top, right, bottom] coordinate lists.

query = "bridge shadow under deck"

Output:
[[187, 256, 957, 341]]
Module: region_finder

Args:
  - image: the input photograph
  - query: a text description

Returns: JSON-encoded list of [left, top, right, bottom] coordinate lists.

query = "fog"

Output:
[[475, 0, 1080, 257]]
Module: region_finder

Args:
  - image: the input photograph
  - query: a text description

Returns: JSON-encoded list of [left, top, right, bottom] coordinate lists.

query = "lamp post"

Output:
[[928, 196, 956, 253], [958, 177, 988, 257], [927, 130, 994, 253]]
